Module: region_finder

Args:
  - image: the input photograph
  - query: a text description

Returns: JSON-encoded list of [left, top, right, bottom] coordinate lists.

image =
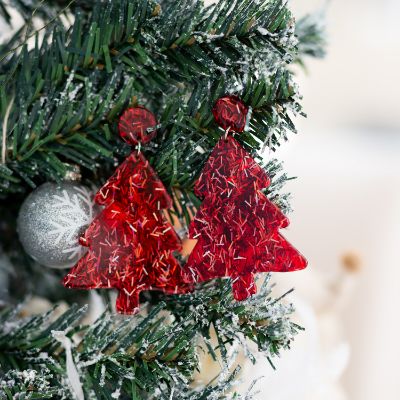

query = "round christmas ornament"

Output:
[[212, 95, 249, 133], [18, 182, 98, 269]]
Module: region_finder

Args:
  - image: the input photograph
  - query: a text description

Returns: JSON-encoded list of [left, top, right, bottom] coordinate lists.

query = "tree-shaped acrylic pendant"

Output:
[[63, 106, 191, 314], [184, 95, 307, 301]]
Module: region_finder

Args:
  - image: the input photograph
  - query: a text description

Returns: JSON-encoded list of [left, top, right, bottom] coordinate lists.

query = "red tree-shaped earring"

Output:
[[63, 106, 191, 314], [184, 95, 307, 301]]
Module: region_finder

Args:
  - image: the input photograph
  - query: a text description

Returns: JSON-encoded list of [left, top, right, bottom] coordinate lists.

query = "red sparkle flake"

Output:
[[212, 95, 249, 133], [118, 106, 158, 145], [63, 150, 191, 314], [183, 136, 307, 301]]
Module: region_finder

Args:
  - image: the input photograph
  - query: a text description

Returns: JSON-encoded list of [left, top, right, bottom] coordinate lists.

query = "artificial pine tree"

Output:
[[0, 0, 325, 398]]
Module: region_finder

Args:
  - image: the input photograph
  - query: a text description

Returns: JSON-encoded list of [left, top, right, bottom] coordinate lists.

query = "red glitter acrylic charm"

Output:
[[119, 106, 158, 145], [63, 107, 190, 314], [184, 98, 307, 301], [212, 95, 249, 133]]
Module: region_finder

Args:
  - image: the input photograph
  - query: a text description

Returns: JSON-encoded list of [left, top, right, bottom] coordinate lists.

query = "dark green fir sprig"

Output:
[[0, 0, 317, 204], [0, 277, 299, 399], [0, 1, 326, 398]]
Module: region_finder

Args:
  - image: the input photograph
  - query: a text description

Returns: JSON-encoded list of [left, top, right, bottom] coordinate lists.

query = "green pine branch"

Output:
[[296, 10, 327, 62], [0, 0, 301, 213], [0, 1, 326, 396], [0, 277, 299, 399]]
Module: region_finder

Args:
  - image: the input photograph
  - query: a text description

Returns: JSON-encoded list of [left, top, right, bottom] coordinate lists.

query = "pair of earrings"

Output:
[[63, 96, 307, 314]]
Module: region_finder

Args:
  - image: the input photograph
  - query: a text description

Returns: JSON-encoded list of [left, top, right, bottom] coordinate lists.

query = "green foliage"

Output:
[[0, 1, 326, 397], [296, 11, 327, 62], [0, 0, 300, 208], [0, 278, 299, 399]]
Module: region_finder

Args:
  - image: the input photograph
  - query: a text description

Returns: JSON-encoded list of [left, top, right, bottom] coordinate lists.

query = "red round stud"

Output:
[[212, 95, 249, 133], [118, 106, 158, 145]]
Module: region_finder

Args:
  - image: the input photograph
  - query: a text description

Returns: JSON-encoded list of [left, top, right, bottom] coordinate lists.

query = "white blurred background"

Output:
[[242, 1, 400, 399]]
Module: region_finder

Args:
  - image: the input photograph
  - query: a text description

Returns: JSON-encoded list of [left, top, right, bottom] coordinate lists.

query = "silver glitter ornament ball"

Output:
[[17, 182, 98, 269]]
